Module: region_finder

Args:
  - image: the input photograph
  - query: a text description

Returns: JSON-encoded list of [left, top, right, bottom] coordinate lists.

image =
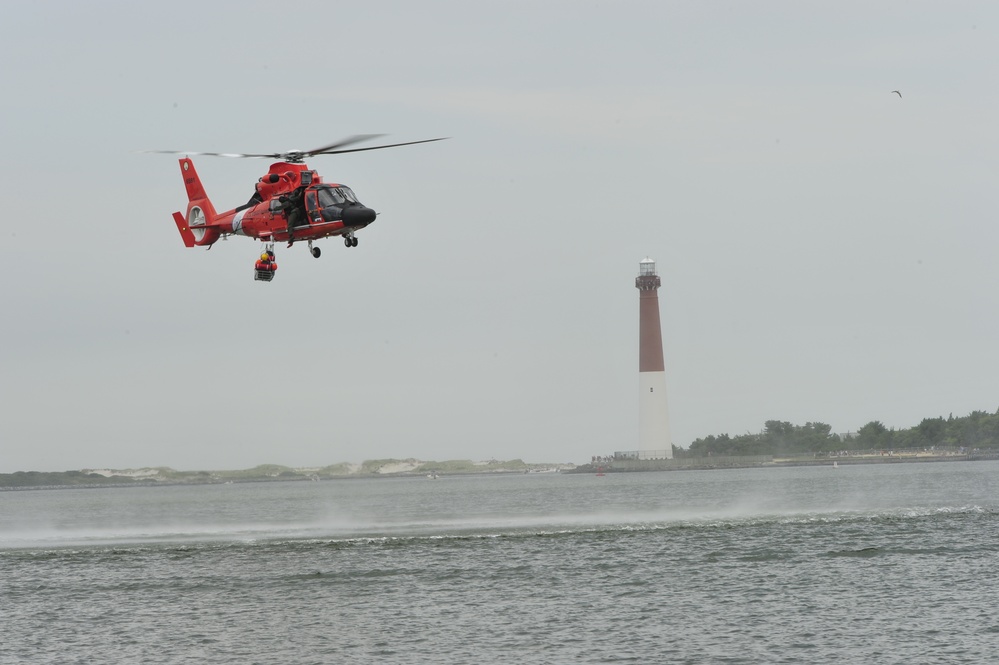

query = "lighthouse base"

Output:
[[639, 370, 672, 458]]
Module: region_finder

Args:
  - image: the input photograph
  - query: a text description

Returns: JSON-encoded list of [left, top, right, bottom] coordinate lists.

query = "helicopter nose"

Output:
[[342, 205, 376, 227]]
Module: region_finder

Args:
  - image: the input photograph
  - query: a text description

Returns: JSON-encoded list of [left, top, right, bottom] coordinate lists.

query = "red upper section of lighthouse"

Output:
[[636, 259, 665, 372]]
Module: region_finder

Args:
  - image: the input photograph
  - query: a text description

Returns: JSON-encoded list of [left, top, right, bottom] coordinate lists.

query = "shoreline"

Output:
[[0, 463, 574, 492], [4, 453, 998, 490], [569, 451, 999, 473]]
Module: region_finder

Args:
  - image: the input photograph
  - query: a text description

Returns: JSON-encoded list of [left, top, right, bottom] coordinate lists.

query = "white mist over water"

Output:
[[2, 461, 995, 549]]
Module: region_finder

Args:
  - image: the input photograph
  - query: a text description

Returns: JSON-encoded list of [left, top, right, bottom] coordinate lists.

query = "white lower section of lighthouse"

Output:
[[639, 370, 673, 457]]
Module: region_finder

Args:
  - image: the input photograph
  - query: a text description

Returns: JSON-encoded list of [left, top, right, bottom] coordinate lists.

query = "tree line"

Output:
[[680, 409, 999, 458]]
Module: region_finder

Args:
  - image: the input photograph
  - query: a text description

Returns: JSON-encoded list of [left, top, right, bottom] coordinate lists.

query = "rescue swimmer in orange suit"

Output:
[[254, 251, 277, 273]]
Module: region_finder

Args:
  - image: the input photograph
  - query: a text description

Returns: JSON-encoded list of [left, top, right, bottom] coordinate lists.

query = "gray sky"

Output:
[[3, 1, 998, 472]]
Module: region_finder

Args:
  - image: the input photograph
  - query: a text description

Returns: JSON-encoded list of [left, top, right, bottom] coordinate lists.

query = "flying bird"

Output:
[[891, 90, 902, 98]]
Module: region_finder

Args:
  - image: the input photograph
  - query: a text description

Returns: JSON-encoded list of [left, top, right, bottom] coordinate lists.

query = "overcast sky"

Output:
[[2, 1, 998, 472]]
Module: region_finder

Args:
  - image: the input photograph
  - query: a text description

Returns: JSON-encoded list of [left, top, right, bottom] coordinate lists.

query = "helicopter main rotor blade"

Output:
[[303, 135, 388, 156], [143, 136, 448, 162], [141, 149, 272, 159], [309, 137, 448, 156]]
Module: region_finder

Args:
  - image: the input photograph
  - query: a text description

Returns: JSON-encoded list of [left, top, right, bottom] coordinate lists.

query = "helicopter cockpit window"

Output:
[[338, 187, 358, 203], [317, 186, 345, 207]]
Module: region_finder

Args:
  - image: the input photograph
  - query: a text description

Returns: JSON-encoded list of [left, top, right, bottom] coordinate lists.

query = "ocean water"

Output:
[[2, 462, 998, 664]]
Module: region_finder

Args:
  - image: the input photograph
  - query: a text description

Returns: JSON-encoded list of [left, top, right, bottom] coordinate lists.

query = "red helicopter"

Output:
[[153, 135, 446, 280]]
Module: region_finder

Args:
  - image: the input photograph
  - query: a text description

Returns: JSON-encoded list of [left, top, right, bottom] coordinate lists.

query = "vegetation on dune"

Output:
[[0, 458, 549, 489], [232, 464, 296, 477], [0, 470, 140, 488], [415, 459, 530, 473], [358, 458, 420, 474], [318, 463, 357, 475]]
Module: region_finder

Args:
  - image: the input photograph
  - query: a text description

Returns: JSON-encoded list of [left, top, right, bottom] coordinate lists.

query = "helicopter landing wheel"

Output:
[[311, 246, 321, 258], [351, 237, 359, 247]]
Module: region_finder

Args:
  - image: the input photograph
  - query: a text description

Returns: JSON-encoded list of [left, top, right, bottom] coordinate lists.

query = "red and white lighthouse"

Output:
[[636, 257, 673, 457]]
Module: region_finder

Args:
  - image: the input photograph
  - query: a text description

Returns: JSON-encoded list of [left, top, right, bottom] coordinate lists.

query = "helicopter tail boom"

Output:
[[172, 157, 222, 247]]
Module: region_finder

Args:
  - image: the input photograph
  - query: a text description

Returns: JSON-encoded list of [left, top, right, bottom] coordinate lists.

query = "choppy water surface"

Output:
[[3, 462, 999, 664]]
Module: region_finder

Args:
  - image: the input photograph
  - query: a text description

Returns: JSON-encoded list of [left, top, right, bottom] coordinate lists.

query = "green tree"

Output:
[[856, 420, 892, 449], [915, 417, 947, 447]]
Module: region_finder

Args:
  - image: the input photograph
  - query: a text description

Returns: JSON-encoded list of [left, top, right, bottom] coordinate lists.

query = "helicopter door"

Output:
[[305, 190, 320, 224]]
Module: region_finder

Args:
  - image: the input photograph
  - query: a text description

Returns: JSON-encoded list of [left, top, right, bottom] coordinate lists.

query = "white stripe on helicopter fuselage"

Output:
[[232, 210, 248, 235]]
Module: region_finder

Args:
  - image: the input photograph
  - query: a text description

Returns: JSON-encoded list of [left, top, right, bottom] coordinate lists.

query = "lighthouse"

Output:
[[635, 258, 673, 457]]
